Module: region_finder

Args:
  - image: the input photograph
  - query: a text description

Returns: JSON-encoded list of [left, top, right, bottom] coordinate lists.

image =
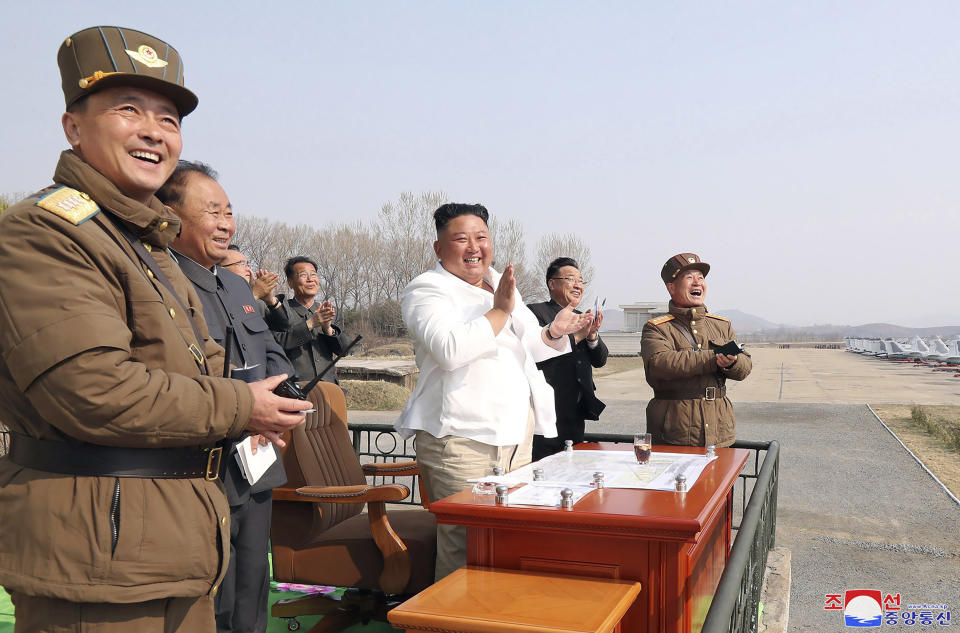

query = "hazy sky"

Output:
[[2, 1, 958, 327]]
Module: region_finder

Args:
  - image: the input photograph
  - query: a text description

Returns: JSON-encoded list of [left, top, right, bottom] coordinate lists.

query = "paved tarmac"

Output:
[[353, 349, 960, 630], [597, 348, 960, 405], [595, 352, 960, 631]]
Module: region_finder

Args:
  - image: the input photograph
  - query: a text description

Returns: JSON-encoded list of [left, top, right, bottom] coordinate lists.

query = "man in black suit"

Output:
[[158, 161, 293, 633], [527, 257, 608, 460]]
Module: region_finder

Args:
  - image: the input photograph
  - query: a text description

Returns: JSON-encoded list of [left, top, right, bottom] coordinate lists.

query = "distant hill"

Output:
[[713, 310, 782, 334], [597, 306, 960, 339], [742, 321, 960, 340]]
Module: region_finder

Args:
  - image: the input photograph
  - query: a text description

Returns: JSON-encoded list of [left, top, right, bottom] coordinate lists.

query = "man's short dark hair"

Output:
[[433, 203, 489, 232], [285, 256, 318, 279], [65, 96, 88, 114], [227, 244, 241, 252], [546, 257, 579, 286], [155, 160, 219, 207]]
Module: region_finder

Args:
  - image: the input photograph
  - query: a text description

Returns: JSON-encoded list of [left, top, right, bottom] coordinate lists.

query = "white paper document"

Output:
[[505, 482, 594, 507], [235, 439, 278, 485], [470, 450, 717, 504]]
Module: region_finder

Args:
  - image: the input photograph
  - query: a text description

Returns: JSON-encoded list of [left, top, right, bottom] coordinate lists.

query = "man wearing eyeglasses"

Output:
[[222, 245, 289, 331], [526, 257, 608, 460], [271, 257, 351, 384]]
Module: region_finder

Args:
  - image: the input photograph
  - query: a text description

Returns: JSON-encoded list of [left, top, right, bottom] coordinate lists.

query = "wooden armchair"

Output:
[[271, 382, 436, 632]]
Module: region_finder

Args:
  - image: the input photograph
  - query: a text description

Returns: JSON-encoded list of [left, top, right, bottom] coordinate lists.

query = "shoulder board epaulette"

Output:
[[648, 314, 675, 326], [706, 313, 729, 322], [35, 187, 100, 225]]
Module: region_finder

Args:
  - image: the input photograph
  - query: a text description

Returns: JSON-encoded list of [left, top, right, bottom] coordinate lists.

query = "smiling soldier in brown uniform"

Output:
[[0, 26, 310, 633], [641, 253, 752, 447]]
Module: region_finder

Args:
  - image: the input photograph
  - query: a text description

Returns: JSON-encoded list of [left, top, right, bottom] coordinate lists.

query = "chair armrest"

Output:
[[362, 461, 420, 477], [292, 483, 411, 504]]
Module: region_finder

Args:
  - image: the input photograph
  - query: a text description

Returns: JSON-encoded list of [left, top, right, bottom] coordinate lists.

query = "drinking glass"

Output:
[[633, 433, 652, 465]]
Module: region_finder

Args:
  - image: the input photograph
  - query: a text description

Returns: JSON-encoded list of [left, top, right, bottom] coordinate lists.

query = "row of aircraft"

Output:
[[845, 336, 960, 364]]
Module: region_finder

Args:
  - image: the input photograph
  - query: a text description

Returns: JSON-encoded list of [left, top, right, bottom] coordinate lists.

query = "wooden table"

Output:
[[388, 566, 642, 633], [428, 444, 749, 633]]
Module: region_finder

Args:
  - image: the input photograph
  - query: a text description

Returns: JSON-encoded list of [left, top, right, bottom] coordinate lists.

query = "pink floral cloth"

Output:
[[272, 582, 335, 595]]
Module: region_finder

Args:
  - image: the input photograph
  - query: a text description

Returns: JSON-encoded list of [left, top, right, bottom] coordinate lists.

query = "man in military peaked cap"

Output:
[[0, 26, 310, 633], [640, 253, 752, 447]]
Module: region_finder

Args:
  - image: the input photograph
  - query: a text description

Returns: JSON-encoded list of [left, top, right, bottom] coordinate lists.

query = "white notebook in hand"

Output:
[[235, 438, 278, 485]]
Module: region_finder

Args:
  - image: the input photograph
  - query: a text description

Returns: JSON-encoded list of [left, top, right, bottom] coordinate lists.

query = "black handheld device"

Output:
[[272, 334, 364, 400], [710, 340, 745, 356]]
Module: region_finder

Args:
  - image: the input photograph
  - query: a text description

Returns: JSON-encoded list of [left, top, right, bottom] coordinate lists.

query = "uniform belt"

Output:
[[7, 433, 227, 480], [653, 386, 726, 401]]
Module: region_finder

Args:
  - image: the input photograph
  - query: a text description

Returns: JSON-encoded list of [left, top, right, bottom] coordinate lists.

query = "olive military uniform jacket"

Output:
[[640, 302, 752, 447], [0, 151, 253, 603]]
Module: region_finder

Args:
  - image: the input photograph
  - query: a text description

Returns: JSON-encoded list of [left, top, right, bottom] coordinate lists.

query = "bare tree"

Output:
[[376, 190, 448, 300], [529, 233, 596, 303], [227, 194, 586, 336], [489, 218, 538, 301], [233, 215, 281, 274]]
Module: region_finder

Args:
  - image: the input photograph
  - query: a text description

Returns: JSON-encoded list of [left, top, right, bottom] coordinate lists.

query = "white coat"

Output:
[[396, 263, 569, 446]]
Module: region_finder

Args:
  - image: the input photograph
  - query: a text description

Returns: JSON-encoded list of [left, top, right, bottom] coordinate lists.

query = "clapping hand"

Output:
[[308, 301, 336, 335], [549, 304, 593, 340], [250, 270, 279, 302], [575, 309, 603, 343], [493, 265, 516, 315], [483, 265, 515, 335]]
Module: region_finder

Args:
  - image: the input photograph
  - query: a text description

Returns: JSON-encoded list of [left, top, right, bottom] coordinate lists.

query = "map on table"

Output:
[[470, 450, 717, 507]]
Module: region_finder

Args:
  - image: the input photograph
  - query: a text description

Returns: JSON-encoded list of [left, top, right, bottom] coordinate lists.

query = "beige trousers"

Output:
[[416, 410, 534, 580], [10, 592, 215, 633]]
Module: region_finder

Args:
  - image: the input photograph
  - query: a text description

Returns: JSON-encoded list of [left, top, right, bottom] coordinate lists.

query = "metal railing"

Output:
[[702, 439, 780, 633], [349, 423, 422, 505]]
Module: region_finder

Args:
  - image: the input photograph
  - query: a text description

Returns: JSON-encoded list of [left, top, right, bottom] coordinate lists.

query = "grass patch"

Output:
[[593, 355, 644, 378], [910, 405, 960, 452], [871, 404, 960, 498], [342, 380, 410, 411]]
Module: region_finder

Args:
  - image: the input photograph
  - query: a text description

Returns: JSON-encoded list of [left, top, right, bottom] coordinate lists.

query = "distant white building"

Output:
[[619, 302, 668, 333]]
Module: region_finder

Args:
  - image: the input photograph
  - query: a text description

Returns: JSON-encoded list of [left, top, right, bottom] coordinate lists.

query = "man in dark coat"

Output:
[[271, 256, 351, 384], [526, 257, 608, 460], [158, 161, 293, 633]]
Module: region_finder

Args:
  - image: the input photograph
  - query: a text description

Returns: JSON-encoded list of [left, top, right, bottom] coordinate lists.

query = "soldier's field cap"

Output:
[[661, 253, 710, 283], [58, 26, 198, 117]]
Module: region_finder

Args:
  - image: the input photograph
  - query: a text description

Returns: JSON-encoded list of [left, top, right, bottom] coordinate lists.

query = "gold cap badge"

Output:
[[126, 44, 168, 68]]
